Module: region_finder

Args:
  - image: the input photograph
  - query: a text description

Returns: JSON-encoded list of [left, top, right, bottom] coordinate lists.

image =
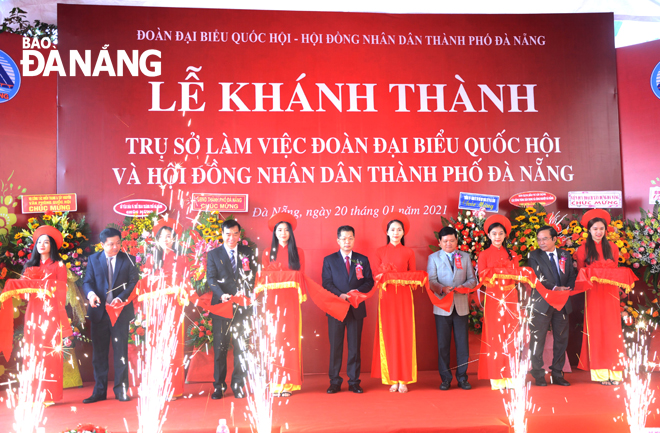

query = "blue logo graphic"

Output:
[[652, 61, 660, 100], [0, 50, 21, 103]]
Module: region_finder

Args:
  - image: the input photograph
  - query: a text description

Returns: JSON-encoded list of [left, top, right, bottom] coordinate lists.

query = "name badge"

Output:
[[454, 254, 463, 270]]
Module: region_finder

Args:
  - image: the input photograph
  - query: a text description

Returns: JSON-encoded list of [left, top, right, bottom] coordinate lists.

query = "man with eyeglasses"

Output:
[[527, 225, 577, 387], [321, 225, 374, 394]]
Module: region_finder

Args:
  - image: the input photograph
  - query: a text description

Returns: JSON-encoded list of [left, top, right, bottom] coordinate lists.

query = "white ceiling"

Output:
[[1, 0, 659, 47]]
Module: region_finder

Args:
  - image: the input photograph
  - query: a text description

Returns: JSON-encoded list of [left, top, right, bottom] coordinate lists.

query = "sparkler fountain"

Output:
[[624, 323, 656, 433]]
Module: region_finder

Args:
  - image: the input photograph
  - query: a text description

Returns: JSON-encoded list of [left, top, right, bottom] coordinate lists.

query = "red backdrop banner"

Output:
[[55, 6, 621, 373], [617, 39, 660, 219]]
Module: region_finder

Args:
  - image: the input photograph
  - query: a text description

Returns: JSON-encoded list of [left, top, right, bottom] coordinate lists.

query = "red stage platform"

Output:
[[2, 370, 660, 433]]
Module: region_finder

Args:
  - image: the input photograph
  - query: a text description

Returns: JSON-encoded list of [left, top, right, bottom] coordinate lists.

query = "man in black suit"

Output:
[[82, 227, 139, 403], [527, 225, 577, 387], [322, 225, 374, 394], [206, 219, 257, 399]]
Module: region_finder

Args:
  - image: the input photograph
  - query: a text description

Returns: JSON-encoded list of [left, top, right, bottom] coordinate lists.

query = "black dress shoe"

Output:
[[439, 381, 451, 391], [535, 377, 548, 387], [457, 380, 472, 390], [116, 394, 131, 402], [83, 394, 106, 404], [327, 384, 341, 394], [348, 384, 364, 394], [234, 390, 246, 399], [552, 376, 571, 386], [211, 389, 225, 399]]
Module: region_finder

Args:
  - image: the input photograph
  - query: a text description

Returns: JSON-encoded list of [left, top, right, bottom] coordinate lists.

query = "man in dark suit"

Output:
[[527, 225, 577, 387], [82, 227, 139, 403], [322, 225, 374, 394], [206, 219, 257, 399]]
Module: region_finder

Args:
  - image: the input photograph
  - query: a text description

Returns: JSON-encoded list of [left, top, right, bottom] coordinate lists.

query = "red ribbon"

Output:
[[189, 291, 252, 319], [426, 284, 480, 313]]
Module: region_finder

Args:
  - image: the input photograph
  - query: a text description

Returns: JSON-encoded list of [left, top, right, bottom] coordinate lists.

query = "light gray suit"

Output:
[[427, 250, 477, 316], [427, 248, 478, 383]]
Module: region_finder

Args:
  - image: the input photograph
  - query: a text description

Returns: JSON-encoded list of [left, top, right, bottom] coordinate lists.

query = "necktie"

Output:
[[230, 249, 237, 274], [448, 254, 454, 272], [548, 252, 562, 284], [106, 257, 114, 304], [345, 255, 351, 276]]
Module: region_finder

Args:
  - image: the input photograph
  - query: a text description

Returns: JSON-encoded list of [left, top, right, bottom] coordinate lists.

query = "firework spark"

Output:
[[6, 343, 47, 433], [501, 285, 533, 433], [624, 324, 656, 433]]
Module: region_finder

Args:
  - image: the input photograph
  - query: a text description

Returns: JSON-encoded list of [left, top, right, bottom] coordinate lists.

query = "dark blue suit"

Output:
[[82, 251, 139, 398], [206, 244, 257, 395], [321, 251, 374, 386]]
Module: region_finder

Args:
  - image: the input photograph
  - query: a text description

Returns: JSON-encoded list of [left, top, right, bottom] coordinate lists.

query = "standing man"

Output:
[[206, 219, 257, 399], [527, 225, 576, 387], [82, 228, 139, 403], [427, 226, 477, 391], [322, 225, 374, 394]]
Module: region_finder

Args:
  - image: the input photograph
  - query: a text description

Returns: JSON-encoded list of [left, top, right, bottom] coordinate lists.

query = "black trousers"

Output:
[[530, 306, 569, 379], [211, 308, 248, 394], [90, 308, 131, 398], [328, 312, 363, 386], [435, 310, 469, 383]]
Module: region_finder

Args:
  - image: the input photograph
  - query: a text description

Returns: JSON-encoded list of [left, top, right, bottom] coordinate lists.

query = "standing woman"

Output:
[[477, 215, 522, 390], [261, 212, 305, 396], [371, 213, 417, 393], [140, 219, 188, 399], [22, 225, 68, 404], [576, 209, 623, 385]]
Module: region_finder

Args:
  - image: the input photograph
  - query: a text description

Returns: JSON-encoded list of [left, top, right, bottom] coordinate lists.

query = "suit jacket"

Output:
[[206, 244, 257, 306], [321, 251, 374, 320], [427, 250, 477, 316], [527, 247, 577, 314], [82, 251, 139, 323]]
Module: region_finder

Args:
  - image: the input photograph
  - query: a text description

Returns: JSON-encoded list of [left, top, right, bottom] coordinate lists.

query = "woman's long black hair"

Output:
[[270, 221, 301, 270], [152, 226, 177, 270], [584, 217, 614, 265], [385, 219, 406, 246], [23, 235, 61, 273], [486, 222, 513, 260]]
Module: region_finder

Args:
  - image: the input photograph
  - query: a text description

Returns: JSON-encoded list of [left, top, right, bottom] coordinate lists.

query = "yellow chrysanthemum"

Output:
[[616, 240, 624, 248], [75, 261, 81, 266], [534, 224, 540, 229], [66, 263, 72, 269], [77, 248, 83, 254], [582, 232, 588, 238], [61, 254, 69, 260], [614, 220, 623, 229], [621, 247, 628, 254]]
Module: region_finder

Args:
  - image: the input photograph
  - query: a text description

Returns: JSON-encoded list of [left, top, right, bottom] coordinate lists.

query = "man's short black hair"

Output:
[[438, 226, 458, 240], [222, 219, 241, 232], [337, 225, 355, 238], [100, 227, 122, 243], [537, 225, 558, 239]]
